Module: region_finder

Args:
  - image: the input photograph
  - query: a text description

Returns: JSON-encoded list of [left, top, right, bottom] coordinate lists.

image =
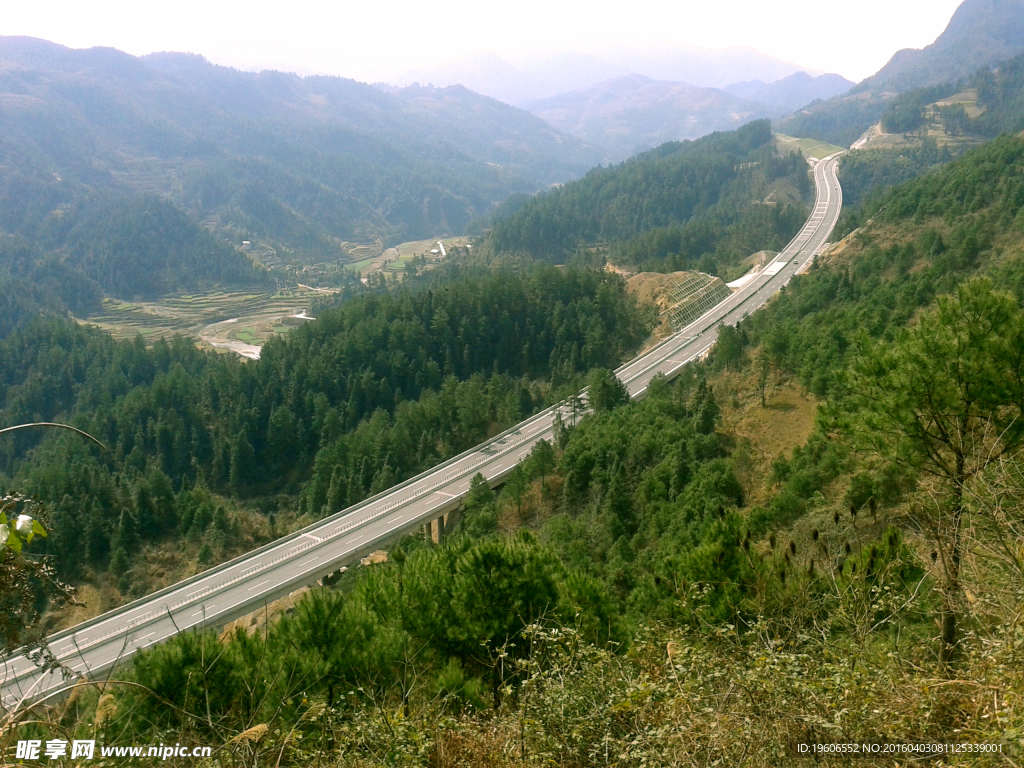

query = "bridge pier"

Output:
[[321, 566, 348, 587], [423, 509, 460, 544]]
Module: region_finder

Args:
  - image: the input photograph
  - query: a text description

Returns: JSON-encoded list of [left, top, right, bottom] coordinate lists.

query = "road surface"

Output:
[[1, 153, 843, 709]]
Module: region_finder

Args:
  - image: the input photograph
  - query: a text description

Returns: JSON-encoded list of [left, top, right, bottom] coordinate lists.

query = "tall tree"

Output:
[[846, 279, 1024, 665], [587, 368, 629, 414]]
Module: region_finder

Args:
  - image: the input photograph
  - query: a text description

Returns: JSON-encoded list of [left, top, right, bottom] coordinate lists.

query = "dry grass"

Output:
[[220, 587, 310, 640], [626, 271, 725, 353], [43, 501, 289, 629], [714, 367, 819, 506]]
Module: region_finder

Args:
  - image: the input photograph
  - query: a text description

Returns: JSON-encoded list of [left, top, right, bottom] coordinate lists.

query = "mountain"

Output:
[[856, 0, 1024, 94], [390, 49, 577, 107], [0, 37, 600, 282], [778, 0, 1024, 148], [485, 120, 812, 280], [524, 75, 770, 160], [522, 71, 853, 161], [397, 41, 815, 106], [723, 72, 855, 116]]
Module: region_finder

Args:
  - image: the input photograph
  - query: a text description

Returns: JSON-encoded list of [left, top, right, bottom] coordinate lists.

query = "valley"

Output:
[[4, 1, 1024, 763], [77, 235, 469, 359]]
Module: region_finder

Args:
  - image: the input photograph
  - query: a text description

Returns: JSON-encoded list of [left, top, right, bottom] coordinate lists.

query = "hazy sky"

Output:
[[3, 0, 966, 83]]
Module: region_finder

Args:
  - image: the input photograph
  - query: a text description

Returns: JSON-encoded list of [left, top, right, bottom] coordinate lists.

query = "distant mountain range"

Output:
[[781, 0, 1024, 147], [723, 73, 856, 116], [0, 37, 602, 293], [856, 0, 1024, 93], [395, 41, 821, 106], [523, 72, 853, 161]]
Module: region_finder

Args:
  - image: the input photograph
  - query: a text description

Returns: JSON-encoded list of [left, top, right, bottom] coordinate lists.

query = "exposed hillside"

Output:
[[0, 37, 599, 277], [484, 120, 811, 278], [855, 0, 1024, 94], [723, 72, 854, 115], [524, 75, 769, 160]]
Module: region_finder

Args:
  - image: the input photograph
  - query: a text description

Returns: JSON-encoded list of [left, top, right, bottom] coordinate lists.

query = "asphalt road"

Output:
[[1, 152, 843, 709]]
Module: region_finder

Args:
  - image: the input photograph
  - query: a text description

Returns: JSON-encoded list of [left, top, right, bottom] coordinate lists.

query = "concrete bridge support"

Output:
[[423, 508, 461, 544]]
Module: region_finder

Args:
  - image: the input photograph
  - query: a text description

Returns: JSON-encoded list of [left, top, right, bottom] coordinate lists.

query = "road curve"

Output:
[[2, 153, 844, 708]]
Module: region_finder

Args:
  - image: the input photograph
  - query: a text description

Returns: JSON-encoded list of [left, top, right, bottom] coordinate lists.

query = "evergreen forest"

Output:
[[4, 42, 1024, 766], [485, 120, 812, 279]]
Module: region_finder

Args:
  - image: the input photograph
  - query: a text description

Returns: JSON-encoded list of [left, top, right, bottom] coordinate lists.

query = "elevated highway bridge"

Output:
[[1, 153, 844, 709]]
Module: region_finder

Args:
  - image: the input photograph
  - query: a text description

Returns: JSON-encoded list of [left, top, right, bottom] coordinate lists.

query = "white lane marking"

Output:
[[4, 163, 846, 706], [247, 579, 270, 592], [434, 491, 457, 497], [303, 533, 321, 542]]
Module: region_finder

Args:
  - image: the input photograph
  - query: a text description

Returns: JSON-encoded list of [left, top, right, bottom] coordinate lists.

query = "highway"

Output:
[[1, 152, 843, 709]]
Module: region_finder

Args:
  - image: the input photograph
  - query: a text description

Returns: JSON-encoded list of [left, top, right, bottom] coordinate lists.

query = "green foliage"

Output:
[[486, 121, 810, 277], [0, 494, 73, 667], [585, 368, 629, 413], [845, 279, 1024, 484], [0, 266, 650, 578], [117, 531, 604, 737], [837, 140, 957, 209], [543, 373, 750, 618], [776, 96, 887, 148]]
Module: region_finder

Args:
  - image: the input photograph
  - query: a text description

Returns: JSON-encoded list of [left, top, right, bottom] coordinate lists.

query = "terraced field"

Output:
[[82, 289, 319, 359], [775, 133, 846, 159], [385, 236, 471, 274], [80, 236, 468, 358]]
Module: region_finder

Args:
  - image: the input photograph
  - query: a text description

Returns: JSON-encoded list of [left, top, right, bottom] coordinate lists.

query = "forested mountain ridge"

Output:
[[524, 72, 851, 163], [523, 72, 853, 164], [484, 120, 811, 278], [0, 37, 600, 284], [830, 52, 1024, 209], [723, 72, 855, 116], [396, 42, 817, 106], [876, 52, 1024, 138], [854, 0, 1024, 94], [523, 75, 771, 160], [0, 267, 650, 594], [778, 0, 1024, 149]]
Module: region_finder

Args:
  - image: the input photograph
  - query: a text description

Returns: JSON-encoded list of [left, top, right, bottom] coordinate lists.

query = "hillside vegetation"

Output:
[[8, 122, 1024, 767], [0, 37, 599, 298], [97, 123, 1024, 765], [523, 72, 853, 163], [0, 267, 649, 598], [485, 120, 811, 279]]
